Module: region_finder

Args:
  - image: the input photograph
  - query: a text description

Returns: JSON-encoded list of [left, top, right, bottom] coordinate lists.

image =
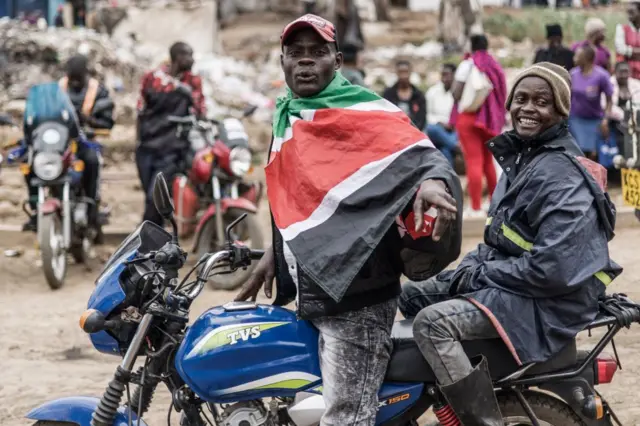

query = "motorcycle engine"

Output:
[[221, 401, 277, 426]]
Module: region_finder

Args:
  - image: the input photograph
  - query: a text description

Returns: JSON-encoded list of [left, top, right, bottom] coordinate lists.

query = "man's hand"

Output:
[[235, 245, 276, 301], [413, 179, 457, 242]]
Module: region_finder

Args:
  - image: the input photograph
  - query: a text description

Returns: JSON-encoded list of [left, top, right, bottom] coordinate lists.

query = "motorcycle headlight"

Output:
[[33, 152, 63, 181], [229, 147, 252, 177]]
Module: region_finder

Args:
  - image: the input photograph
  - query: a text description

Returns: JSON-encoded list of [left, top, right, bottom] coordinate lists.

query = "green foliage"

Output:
[[483, 7, 626, 50]]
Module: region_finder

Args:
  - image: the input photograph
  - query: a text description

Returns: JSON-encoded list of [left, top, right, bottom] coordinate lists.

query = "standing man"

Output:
[[236, 14, 462, 426], [533, 24, 575, 71], [136, 41, 206, 227], [615, 2, 640, 80], [383, 60, 427, 130], [425, 63, 458, 166]]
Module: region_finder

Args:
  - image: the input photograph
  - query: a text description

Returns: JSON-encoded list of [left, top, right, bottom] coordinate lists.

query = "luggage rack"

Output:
[[496, 293, 640, 388]]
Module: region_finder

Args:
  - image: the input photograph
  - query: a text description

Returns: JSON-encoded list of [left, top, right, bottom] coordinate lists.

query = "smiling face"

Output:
[[510, 76, 563, 139], [281, 28, 342, 98]]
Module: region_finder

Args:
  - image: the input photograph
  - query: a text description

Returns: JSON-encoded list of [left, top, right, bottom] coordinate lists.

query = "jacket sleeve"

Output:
[[90, 86, 115, 130], [464, 160, 610, 298], [190, 75, 207, 118], [400, 149, 463, 281]]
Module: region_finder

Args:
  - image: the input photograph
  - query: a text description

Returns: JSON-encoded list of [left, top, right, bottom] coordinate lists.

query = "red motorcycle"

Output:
[[169, 106, 264, 290]]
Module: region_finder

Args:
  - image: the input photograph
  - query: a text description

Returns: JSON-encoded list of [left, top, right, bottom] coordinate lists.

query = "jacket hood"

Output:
[[491, 123, 616, 241]]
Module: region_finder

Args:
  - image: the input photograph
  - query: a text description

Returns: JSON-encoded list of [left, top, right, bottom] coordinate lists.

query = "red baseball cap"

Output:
[[281, 14, 337, 47]]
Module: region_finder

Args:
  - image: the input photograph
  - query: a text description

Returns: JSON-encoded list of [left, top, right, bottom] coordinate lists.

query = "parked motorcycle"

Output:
[[26, 172, 636, 426], [170, 105, 263, 290], [5, 82, 111, 290]]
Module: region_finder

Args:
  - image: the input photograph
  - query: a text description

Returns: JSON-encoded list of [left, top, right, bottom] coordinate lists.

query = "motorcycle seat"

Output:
[[385, 319, 577, 383]]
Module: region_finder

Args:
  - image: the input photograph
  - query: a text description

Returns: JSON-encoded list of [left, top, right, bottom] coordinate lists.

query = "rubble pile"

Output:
[[0, 18, 152, 123]]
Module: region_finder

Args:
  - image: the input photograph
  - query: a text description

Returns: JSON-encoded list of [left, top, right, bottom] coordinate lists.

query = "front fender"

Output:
[[192, 200, 259, 252], [194, 198, 258, 235], [41, 198, 62, 215], [26, 396, 148, 426]]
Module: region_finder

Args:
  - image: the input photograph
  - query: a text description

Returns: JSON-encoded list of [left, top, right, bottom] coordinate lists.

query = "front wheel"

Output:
[[197, 208, 264, 290], [40, 213, 67, 290], [427, 392, 584, 426]]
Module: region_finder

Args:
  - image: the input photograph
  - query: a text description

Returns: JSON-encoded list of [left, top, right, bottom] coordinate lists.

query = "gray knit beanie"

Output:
[[505, 62, 572, 117]]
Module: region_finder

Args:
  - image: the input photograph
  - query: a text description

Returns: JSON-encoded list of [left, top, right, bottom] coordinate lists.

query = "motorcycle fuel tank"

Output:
[[175, 302, 322, 403]]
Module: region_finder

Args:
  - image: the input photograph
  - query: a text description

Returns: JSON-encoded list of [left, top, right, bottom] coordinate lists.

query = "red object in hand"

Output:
[[396, 206, 438, 240]]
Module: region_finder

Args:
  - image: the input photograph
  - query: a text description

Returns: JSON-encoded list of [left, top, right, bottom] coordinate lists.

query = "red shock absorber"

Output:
[[433, 404, 460, 426]]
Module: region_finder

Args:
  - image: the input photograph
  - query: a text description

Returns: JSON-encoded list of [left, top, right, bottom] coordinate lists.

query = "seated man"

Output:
[[399, 62, 622, 424], [24, 55, 114, 236]]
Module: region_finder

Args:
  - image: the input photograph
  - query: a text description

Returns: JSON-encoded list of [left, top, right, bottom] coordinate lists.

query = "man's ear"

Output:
[[335, 51, 344, 70], [280, 52, 284, 70]]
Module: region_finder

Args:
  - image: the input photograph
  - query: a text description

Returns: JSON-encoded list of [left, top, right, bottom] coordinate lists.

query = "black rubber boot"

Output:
[[439, 356, 503, 425]]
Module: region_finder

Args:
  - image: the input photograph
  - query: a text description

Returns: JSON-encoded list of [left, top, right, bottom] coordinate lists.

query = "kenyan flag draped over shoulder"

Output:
[[267, 73, 444, 302]]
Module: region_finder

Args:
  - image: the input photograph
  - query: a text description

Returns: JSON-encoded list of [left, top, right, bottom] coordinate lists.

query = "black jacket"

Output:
[[67, 83, 115, 130], [533, 46, 575, 72], [445, 124, 622, 365], [383, 84, 427, 130]]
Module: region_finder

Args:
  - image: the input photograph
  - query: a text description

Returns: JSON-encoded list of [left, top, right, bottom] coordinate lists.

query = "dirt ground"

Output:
[[0, 164, 639, 425]]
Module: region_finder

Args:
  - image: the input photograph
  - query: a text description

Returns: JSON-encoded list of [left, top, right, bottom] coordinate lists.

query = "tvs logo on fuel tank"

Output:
[[187, 322, 288, 357]]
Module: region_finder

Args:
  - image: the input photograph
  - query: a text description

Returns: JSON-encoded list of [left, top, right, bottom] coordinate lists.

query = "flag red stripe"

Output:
[[266, 108, 429, 229]]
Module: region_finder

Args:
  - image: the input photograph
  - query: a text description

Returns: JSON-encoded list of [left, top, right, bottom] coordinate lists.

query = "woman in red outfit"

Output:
[[450, 34, 507, 217]]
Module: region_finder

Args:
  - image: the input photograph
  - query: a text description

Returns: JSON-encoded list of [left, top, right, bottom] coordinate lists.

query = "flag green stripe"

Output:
[[273, 73, 383, 138]]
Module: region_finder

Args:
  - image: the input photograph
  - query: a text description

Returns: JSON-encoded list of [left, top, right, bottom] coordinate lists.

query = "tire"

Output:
[[40, 214, 67, 290], [426, 391, 584, 426], [197, 208, 264, 290], [33, 422, 77, 426]]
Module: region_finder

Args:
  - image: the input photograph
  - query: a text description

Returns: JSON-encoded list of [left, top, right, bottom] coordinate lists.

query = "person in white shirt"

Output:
[[425, 63, 459, 166]]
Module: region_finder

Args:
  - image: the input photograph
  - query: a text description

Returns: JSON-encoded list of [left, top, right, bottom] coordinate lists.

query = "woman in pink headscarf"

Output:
[[450, 34, 507, 217]]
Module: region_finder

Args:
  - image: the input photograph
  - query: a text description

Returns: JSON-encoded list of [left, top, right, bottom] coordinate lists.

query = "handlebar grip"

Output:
[[250, 250, 265, 260]]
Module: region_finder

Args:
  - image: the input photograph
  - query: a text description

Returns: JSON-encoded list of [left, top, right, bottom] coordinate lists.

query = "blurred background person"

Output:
[[136, 41, 206, 227], [450, 34, 506, 218], [383, 59, 426, 130], [534, 24, 574, 71], [569, 44, 613, 161], [607, 61, 640, 162], [615, 1, 640, 80], [572, 17, 611, 74], [425, 63, 458, 166], [341, 44, 367, 87]]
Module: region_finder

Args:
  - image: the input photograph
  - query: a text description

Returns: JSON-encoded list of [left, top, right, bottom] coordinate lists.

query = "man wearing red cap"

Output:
[[236, 14, 461, 425]]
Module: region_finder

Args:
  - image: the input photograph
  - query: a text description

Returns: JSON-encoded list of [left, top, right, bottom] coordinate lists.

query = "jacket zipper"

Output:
[[516, 152, 522, 165]]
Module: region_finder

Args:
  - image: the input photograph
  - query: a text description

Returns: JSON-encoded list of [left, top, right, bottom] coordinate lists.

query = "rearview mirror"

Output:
[[152, 172, 174, 219]]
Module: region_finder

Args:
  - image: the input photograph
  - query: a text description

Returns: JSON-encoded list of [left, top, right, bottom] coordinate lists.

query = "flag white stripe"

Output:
[[344, 98, 402, 113], [271, 100, 401, 154], [279, 138, 435, 241]]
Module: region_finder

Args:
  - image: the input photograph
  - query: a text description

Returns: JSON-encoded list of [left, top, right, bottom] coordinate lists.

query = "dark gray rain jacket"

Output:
[[448, 123, 622, 365]]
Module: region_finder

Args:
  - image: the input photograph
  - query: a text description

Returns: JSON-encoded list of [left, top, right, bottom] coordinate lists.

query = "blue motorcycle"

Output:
[[26, 172, 638, 426], [4, 82, 110, 289]]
